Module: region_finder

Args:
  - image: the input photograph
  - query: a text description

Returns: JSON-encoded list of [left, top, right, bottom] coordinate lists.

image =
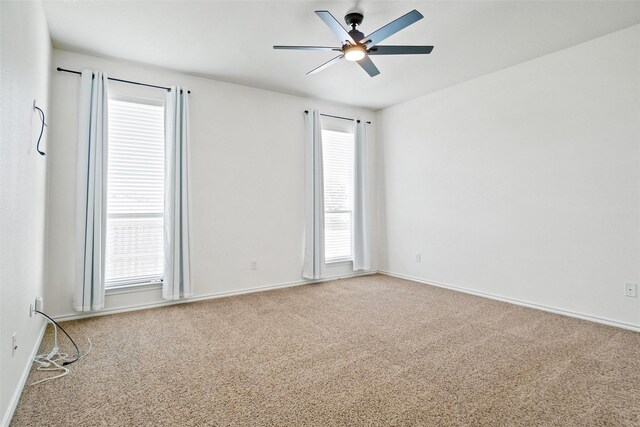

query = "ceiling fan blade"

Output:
[[356, 56, 380, 77], [274, 46, 341, 51], [368, 45, 434, 55], [315, 10, 356, 45], [307, 55, 344, 75], [364, 9, 424, 48]]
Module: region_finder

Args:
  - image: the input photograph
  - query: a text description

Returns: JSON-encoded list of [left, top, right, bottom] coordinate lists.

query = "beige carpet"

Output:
[[10, 274, 640, 426]]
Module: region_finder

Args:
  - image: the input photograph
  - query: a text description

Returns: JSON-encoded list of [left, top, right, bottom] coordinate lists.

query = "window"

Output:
[[105, 96, 165, 287], [322, 129, 354, 262]]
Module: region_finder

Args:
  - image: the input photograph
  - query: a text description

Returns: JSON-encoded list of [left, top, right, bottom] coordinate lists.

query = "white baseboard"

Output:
[[1, 320, 47, 427], [379, 270, 640, 333], [54, 270, 378, 322]]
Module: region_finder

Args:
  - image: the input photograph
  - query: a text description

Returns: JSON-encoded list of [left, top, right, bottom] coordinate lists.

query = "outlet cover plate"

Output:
[[624, 282, 637, 298]]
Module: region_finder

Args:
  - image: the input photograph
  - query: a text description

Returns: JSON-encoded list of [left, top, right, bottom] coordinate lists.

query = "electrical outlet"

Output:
[[12, 333, 17, 357], [30, 296, 43, 317], [250, 261, 257, 270], [415, 254, 421, 263], [624, 282, 637, 298]]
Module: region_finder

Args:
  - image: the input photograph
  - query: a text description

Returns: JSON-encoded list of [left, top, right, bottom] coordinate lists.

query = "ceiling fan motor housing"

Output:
[[348, 29, 366, 43]]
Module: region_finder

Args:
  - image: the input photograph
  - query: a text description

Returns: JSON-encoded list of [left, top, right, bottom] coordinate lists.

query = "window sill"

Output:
[[326, 259, 353, 266], [105, 280, 163, 295]]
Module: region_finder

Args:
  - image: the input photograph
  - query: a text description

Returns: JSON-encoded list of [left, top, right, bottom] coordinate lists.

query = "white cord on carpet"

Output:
[[31, 321, 92, 386]]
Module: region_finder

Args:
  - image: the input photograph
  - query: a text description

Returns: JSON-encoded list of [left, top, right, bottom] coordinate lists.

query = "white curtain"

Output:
[[302, 110, 326, 279], [74, 70, 109, 312], [352, 119, 371, 271], [163, 87, 192, 300]]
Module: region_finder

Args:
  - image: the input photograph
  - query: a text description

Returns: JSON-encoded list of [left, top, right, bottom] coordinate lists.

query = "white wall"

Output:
[[380, 24, 640, 328], [0, 1, 51, 424], [46, 49, 378, 319]]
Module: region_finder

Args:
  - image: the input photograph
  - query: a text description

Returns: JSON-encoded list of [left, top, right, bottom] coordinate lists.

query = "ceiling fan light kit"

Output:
[[344, 45, 366, 61], [273, 9, 434, 77]]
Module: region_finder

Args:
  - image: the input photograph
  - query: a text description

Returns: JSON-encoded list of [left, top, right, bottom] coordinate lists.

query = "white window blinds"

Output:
[[322, 129, 354, 262], [105, 97, 165, 286]]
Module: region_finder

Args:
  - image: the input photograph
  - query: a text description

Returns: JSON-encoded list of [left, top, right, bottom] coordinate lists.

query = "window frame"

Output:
[[321, 122, 355, 264], [105, 92, 166, 289]]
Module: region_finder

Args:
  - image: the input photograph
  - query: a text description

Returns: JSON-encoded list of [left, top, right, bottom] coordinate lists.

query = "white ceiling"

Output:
[[43, 1, 640, 110]]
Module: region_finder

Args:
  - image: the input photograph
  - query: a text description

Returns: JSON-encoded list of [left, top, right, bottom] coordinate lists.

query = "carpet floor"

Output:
[[10, 274, 640, 426]]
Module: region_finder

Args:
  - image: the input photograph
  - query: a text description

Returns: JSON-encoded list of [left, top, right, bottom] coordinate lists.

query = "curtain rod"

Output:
[[305, 110, 371, 124], [56, 67, 191, 94]]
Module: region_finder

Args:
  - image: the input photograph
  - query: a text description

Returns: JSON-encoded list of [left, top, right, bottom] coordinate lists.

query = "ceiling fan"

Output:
[[273, 9, 433, 77]]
